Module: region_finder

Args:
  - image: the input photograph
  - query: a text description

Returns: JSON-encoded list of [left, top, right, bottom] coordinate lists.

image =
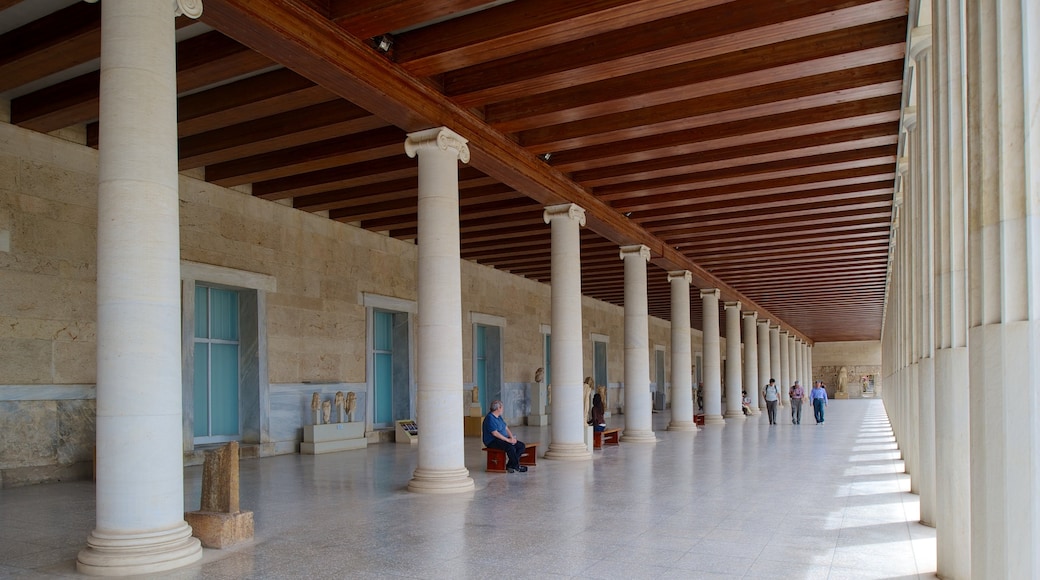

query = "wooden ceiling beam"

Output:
[[486, 19, 906, 131], [0, 1, 101, 93], [200, 0, 823, 343], [445, 0, 904, 103], [393, 0, 720, 76], [331, 0, 492, 40], [660, 211, 893, 243], [518, 60, 904, 150], [637, 191, 893, 229], [206, 126, 405, 186], [549, 94, 901, 168], [252, 154, 417, 199], [294, 177, 416, 212]]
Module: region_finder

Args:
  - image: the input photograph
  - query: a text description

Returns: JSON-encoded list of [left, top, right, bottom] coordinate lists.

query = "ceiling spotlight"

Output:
[[375, 34, 393, 53], [540, 152, 553, 162], [623, 212, 633, 217]]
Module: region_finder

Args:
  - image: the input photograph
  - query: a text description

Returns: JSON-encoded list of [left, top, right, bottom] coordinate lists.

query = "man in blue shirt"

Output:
[[483, 400, 527, 473], [810, 381, 829, 424]]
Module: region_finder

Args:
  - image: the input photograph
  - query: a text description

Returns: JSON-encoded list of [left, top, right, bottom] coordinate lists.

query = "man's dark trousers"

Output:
[[487, 439, 525, 469]]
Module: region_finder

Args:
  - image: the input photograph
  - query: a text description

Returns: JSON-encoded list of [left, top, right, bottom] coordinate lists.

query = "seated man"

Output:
[[482, 400, 527, 473]]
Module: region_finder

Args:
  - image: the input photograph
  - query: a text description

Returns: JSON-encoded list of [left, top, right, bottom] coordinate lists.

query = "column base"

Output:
[[544, 442, 592, 460], [724, 410, 746, 419], [77, 522, 202, 576], [667, 421, 699, 432], [407, 467, 475, 494], [620, 429, 658, 443], [750, 408, 761, 415], [702, 414, 725, 425]]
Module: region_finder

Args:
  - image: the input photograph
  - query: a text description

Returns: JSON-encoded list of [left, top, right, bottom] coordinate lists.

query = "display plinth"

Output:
[[395, 419, 418, 444], [464, 416, 482, 437], [301, 422, 367, 454], [835, 392, 849, 399]]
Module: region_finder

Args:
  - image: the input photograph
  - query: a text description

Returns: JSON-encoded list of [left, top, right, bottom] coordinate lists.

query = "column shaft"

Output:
[[78, 1, 202, 574], [543, 205, 592, 460], [668, 271, 697, 431], [779, 331, 790, 405], [405, 128, 474, 494], [757, 320, 771, 410], [700, 289, 724, 424], [967, 0, 1040, 576], [742, 312, 760, 415], [723, 302, 744, 419], [621, 245, 656, 442]]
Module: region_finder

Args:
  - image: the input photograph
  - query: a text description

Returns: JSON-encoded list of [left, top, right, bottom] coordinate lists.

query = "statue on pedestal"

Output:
[[838, 366, 848, 395], [334, 391, 345, 423], [583, 376, 594, 422], [534, 367, 544, 384], [345, 391, 357, 422], [311, 392, 321, 425], [470, 386, 480, 405], [321, 400, 331, 424]]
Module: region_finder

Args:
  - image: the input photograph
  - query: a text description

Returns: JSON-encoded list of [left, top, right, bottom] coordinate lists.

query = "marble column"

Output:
[[757, 319, 771, 410], [543, 204, 592, 461], [966, 1, 1040, 576], [933, 0, 971, 574], [911, 24, 937, 528], [620, 245, 656, 443], [787, 335, 798, 394], [742, 311, 761, 415], [778, 330, 790, 405], [404, 127, 474, 494], [769, 324, 781, 396], [667, 271, 697, 431], [723, 302, 744, 419], [700, 289, 724, 425], [78, 1, 203, 575]]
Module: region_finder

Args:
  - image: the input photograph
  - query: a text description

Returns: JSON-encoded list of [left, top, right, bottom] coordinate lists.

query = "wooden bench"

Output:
[[593, 428, 620, 449], [482, 442, 538, 472], [694, 414, 705, 426]]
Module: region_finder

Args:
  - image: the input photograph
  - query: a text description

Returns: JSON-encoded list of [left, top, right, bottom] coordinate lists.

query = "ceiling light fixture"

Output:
[[540, 152, 552, 162], [623, 212, 632, 217], [374, 34, 393, 53]]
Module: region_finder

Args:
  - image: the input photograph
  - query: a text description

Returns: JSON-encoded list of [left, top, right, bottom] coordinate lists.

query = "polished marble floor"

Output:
[[0, 399, 935, 579]]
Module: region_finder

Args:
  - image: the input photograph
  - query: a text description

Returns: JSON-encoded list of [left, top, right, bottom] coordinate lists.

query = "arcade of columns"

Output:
[[80, 0, 1038, 577], [84, 2, 813, 575], [882, 1, 1039, 579]]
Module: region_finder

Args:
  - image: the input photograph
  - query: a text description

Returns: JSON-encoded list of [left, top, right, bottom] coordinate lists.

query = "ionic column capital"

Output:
[[909, 25, 933, 60], [543, 203, 586, 226], [769, 323, 780, 331], [404, 127, 470, 163], [667, 270, 692, 284], [84, 0, 203, 18], [723, 301, 742, 312], [779, 329, 790, 337], [619, 244, 651, 262], [902, 106, 918, 132], [757, 318, 771, 328], [742, 310, 758, 320], [699, 288, 720, 300]]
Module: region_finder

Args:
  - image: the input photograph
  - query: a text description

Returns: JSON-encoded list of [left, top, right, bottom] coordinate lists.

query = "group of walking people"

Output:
[[762, 379, 829, 425]]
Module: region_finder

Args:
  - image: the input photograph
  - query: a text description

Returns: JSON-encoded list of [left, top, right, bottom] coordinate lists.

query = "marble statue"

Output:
[[334, 391, 345, 423], [534, 367, 544, 383], [321, 400, 331, 424], [838, 366, 848, 394], [311, 392, 321, 425], [546, 383, 551, 406], [583, 376, 594, 422], [345, 391, 357, 422], [471, 386, 480, 404]]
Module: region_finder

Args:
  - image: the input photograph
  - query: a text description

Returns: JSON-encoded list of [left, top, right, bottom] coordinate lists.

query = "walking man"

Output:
[[789, 380, 805, 424], [762, 379, 781, 425], [810, 381, 829, 424]]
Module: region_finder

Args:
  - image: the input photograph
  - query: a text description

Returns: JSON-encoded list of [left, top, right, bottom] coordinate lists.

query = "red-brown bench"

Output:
[[593, 428, 620, 449], [482, 442, 538, 472]]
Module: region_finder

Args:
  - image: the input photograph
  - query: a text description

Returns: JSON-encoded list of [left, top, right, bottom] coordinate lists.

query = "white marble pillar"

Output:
[[723, 302, 744, 419], [742, 311, 760, 415], [404, 127, 475, 494], [620, 245, 656, 442], [700, 289, 724, 425], [769, 324, 781, 396], [78, 1, 204, 575], [667, 271, 697, 431], [787, 335, 798, 393], [967, 1, 1040, 576], [543, 204, 592, 461], [933, 0, 971, 574], [911, 24, 937, 528], [757, 319, 771, 410], [778, 331, 790, 405]]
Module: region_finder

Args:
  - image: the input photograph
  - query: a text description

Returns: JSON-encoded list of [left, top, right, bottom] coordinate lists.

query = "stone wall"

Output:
[[0, 121, 687, 486]]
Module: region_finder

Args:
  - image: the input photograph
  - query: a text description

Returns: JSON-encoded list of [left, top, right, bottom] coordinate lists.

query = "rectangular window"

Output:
[[193, 286, 240, 442]]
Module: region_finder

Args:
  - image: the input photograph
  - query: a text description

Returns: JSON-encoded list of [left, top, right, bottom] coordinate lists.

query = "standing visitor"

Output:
[[810, 381, 829, 424], [762, 379, 781, 425], [789, 380, 805, 424]]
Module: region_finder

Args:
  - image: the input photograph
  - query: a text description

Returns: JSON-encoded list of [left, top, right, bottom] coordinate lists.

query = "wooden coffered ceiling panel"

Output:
[[0, 0, 909, 342]]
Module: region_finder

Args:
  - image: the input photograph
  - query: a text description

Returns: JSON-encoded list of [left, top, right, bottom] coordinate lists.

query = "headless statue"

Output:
[[345, 391, 357, 422], [310, 392, 321, 425]]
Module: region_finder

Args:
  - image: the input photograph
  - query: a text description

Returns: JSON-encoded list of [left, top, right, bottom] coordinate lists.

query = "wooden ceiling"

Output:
[[0, 0, 908, 343]]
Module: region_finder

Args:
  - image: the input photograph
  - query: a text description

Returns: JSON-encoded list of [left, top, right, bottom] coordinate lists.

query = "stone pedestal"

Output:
[[834, 392, 849, 399], [464, 416, 482, 437], [301, 422, 367, 454], [527, 381, 549, 425], [184, 511, 254, 549]]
